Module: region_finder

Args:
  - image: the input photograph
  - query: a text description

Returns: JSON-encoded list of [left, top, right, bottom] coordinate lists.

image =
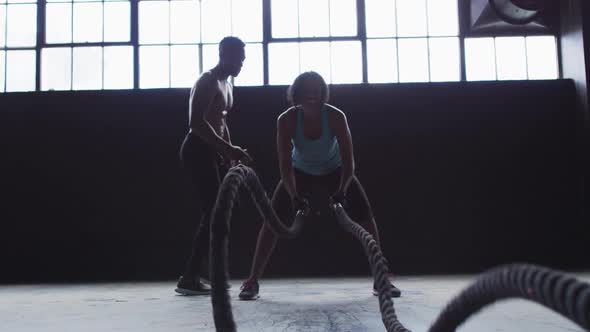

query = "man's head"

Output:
[[287, 71, 330, 107], [219, 36, 246, 77]]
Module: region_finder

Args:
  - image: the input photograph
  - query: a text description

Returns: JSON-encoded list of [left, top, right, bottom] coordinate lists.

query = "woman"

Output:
[[239, 71, 400, 300]]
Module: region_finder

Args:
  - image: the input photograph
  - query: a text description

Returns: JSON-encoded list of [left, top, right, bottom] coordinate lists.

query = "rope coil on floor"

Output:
[[209, 165, 590, 332]]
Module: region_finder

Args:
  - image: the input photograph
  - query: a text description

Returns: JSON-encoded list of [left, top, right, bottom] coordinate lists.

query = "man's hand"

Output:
[[225, 145, 253, 165]]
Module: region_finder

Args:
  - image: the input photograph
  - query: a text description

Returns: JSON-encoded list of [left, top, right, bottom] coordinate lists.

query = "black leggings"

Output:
[[179, 133, 226, 279]]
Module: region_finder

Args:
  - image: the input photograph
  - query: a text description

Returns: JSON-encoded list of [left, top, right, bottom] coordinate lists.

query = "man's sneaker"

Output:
[[373, 281, 402, 298], [238, 279, 260, 300], [175, 276, 211, 295]]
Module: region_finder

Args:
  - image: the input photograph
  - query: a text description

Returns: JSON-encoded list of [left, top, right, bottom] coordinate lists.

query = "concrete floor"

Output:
[[1, 275, 588, 332]]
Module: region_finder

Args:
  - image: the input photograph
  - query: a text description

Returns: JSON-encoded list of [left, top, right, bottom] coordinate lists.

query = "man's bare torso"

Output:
[[189, 71, 233, 139]]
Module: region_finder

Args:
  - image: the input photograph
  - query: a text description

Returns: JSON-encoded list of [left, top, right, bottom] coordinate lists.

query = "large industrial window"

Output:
[[0, 0, 560, 92]]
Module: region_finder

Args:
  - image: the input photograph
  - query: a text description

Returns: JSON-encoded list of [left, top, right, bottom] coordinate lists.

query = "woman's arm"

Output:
[[277, 111, 297, 199], [331, 108, 355, 195]]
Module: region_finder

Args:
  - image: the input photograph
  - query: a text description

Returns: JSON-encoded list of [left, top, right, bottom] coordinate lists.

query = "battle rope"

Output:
[[332, 202, 410, 332], [428, 263, 590, 332], [209, 165, 590, 332], [209, 165, 307, 332]]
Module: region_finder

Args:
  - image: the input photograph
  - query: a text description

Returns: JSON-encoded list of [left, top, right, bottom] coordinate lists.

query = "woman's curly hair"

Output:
[[286, 71, 330, 106]]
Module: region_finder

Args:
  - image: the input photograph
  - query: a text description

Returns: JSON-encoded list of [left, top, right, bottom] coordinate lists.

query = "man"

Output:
[[175, 36, 252, 295]]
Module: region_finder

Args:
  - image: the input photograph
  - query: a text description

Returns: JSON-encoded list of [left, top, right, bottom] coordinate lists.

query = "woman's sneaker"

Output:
[[175, 276, 211, 295], [238, 279, 260, 300]]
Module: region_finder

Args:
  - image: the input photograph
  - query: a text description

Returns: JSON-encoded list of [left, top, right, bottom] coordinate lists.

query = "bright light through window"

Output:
[[139, 1, 169, 44], [140, 45, 169, 89], [300, 41, 331, 82], [526, 36, 558, 80], [42, 47, 71, 91], [429, 37, 460, 82], [7, 4, 36, 47], [0, 51, 5, 92], [46, 3, 71, 44], [396, 0, 427, 37], [427, 0, 458, 36], [171, 45, 199, 88], [495, 36, 527, 80], [201, 0, 231, 43], [104, 46, 133, 90], [398, 38, 429, 83], [269, 42, 299, 85], [465, 38, 496, 81], [73, 47, 102, 90], [234, 43, 263, 86], [331, 41, 362, 84], [73, 3, 102, 43], [6, 50, 36, 92], [365, 0, 395, 38], [299, 0, 329, 38], [367, 39, 398, 83]]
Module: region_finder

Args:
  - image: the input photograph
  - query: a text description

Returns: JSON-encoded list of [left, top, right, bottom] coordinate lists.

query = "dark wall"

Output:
[[0, 80, 586, 283]]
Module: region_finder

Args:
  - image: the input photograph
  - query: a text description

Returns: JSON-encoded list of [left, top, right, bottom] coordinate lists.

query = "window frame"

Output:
[[0, 0, 561, 92]]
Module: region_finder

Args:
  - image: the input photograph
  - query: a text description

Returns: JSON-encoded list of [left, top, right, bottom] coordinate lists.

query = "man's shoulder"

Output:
[[194, 71, 219, 91]]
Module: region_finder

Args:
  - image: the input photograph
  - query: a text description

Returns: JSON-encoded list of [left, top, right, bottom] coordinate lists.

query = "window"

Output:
[[465, 36, 558, 81], [366, 0, 460, 83], [138, 0, 262, 89], [41, 0, 132, 91], [0, 0, 562, 92], [1, 0, 37, 92]]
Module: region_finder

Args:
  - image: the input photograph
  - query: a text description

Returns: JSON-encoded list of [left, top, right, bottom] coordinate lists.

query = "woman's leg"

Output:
[[243, 181, 292, 284]]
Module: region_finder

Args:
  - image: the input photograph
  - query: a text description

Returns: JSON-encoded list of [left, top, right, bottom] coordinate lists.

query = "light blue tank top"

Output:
[[292, 105, 342, 176]]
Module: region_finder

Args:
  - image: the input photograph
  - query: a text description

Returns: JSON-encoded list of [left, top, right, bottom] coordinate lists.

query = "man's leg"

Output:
[[176, 135, 221, 295], [239, 181, 293, 300]]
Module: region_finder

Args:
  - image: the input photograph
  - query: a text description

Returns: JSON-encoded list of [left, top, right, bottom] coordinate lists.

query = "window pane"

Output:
[[269, 42, 299, 85], [429, 37, 460, 82], [331, 41, 361, 84], [396, 0, 427, 37], [465, 37, 496, 81], [232, 0, 262, 42], [170, 0, 200, 44], [300, 41, 330, 82], [104, 46, 133, 89], [73, 47, 102, 90], [0, 5, 6, 47], [365, 0, 395, 38], [526, 36, 558, 80], [140, 46, 169, 88], [73, 3, 102, 43], [202, 43, 218, 73], [427, 0, 458, 36], [299, 0, 329, 37], [0, 51, 5, 92], [398, 38, 429, 82], [139, 1, 169, 44], [104, 2, 130, 42], [234, 43, 263, 86], [46, 3, 72, 44], [7, 0, 36, 4], [6, 50, 36, 92], [42, 47, 71, 91], [367, 38, 397, 83], [495, 37, 527, 80], [171, 45, 198, 88], [271, 0, 297, 38], [329, 0, 356, 36], [201, 0, 231, 43], [7, 4, 36, 47]]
